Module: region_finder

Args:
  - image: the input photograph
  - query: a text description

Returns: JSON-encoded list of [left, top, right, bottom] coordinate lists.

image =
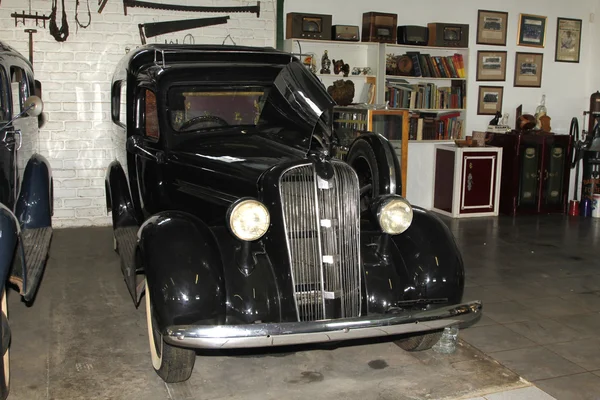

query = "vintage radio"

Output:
[[286, 12, 333, 40], [427, 23, 469, 47], [362, 12, 397, 43], [397, 25, 428, 46], [332, 25, 360, 41]]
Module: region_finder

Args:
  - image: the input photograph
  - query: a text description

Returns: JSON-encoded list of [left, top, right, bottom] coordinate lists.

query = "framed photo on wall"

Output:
[[555, 17, 582, 63], [514, 52, 544, 87], [476, 50, 507, 81], [476, 10, 508, 46], [477, 86, 504, 115], [517, 14, 547, 47]]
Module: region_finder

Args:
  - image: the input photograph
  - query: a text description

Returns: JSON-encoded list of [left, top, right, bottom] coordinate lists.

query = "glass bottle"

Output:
[[433, 325, 459, 354], [535, 94, 547, 130]]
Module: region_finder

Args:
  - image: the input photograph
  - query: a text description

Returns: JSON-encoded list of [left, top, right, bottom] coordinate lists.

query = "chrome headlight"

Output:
[[377, 196, 413, 235], [228, 199, 270, 241]]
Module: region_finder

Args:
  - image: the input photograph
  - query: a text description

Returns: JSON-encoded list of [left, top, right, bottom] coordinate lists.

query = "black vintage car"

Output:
[[0, 42, 53, 398], [105, 44, 481, 383]]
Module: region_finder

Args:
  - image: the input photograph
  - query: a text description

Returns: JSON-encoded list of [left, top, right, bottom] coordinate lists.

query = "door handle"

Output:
[[1, 130, 17, 149], [544, 169, 549, 181]]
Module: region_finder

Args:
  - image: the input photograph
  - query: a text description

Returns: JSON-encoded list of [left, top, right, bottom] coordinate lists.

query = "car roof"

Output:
[[113, 44, 296, 83], [0, 41, 32, 70]]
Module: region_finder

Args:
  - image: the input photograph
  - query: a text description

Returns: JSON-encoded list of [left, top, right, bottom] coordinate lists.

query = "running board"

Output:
[[9, 227, 53, 302], [114, 226, 144, 306]]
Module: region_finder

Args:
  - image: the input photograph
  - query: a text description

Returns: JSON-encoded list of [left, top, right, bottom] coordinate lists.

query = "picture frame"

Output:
[[476, 10, 509, 46], [514, 52, 544, 87], [477, 86, 504, 115], [517, 13, 547, 48], [476, 50, 507, 81], [555, 17, 582, 63]]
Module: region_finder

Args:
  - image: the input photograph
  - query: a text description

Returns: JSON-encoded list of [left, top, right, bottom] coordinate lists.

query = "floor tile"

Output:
[[504, 319, 587, 345], [490, 346, 584, 381], [546, 338, 600, 370], [516, 296, 590, 318], [484, 386, 556, 399], [483, 301, 544, 324], [560, 292, 600, 312], [463, 285, 509, 304], [459, 325, 535, 353], [535, 373, 600, 400], [552, 312, 600, 338], [480, 282, 563, 302]]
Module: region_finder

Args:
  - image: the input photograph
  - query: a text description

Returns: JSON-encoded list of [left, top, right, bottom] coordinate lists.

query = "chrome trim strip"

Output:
[[379, 134, 397, 195], [164, 301, 482, 349]]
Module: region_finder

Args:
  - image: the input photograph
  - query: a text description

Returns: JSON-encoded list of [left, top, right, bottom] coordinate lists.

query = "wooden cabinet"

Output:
[[432, 144, 503, 218], [489, 132, 572, 215], [333, 106, 408, 197]]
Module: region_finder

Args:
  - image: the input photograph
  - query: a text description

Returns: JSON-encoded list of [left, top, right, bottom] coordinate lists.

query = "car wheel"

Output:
[[145, 279, 195, 383], [346, 139, 380, 212], [393, 331, 443, 352]]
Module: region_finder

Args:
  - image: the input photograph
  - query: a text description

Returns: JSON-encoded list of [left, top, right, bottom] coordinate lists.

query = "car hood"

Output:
[[168, 130, 305, 199]]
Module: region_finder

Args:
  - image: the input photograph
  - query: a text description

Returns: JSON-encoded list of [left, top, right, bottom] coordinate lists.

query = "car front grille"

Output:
[[279, 161, 361, 321]]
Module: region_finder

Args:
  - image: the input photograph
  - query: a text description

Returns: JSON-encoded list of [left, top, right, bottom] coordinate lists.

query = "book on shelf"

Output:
[[388, 52, 465, 79], [408, 110, 463, 141], [385, 79, 466, 110]]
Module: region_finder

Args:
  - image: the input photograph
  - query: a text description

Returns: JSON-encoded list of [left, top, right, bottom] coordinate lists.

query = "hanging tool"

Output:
[[24, 28, 37, 65], [11, 0, 50, 28], [75, 0, 91, 29], [49, 0, 69, 42], [98, 0, 109, 14], [568, 117, 580, 216], [123, 0, 260, 17], [138, 15, 230, 45]]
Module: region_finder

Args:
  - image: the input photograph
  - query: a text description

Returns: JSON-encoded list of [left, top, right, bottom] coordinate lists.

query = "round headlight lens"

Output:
[[378, 197, 413, 235], [228, 199, 270, 241]]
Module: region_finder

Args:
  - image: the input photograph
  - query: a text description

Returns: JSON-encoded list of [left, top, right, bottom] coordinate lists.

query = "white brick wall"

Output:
[[1, 0, 276, 227]]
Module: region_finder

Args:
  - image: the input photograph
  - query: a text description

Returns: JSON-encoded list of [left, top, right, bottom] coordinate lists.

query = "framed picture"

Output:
[[517, 14, 547, 47], [476, 50, 507, 81], [476, 10, 509, 46], [477, 86, 504, 115], [555, 17, 582, 63], [514, 52, 544, 87]]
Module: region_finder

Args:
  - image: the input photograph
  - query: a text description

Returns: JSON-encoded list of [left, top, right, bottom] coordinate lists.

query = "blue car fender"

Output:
[[15, 154, 52, 229], [138, 211, 226, 332]]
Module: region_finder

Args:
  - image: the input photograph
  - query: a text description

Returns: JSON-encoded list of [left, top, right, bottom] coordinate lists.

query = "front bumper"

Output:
[[164, 300, 482, 349]]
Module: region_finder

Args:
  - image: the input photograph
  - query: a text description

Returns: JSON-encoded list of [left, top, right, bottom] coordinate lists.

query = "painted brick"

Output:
[[77, 169, 106, 178], [60, 179, 91, 188], [65, 140, 95, 149], [64, 198, 93, 207], [52, 169, 77, 179], [78, 188, 105, 197], [75, 207, 106, 217], [53, 209, 76, 218]]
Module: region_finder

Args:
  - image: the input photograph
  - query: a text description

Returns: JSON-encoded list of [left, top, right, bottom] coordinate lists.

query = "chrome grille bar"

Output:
[[280, 161, 361, 321]]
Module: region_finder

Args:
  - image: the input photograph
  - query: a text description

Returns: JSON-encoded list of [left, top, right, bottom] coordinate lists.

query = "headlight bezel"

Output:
[[374, 195, 413, 235], [226, 198, 270, 241]]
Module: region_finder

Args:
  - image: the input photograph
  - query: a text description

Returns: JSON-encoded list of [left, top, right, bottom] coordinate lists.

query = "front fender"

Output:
[[105, 160, 139, 229], [15, 154, 52, 229], [138, 211, 225, 332], [0, 205, 18, 288], [391, 207, 465, 303]]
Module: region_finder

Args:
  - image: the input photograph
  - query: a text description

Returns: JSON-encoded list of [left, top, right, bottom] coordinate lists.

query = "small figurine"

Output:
[[333, 59, 350, 77], [540, 114, 552, 132], [362, 67, 372, 75], [489, 111, 501, 126], [320, 50, 331, 74], [351, 67, 362, 75], [500, 113, 509, 127]]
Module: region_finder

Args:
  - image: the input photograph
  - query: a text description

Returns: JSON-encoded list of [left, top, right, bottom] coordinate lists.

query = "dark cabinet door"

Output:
[[539, 135, 571, 213], [517, 135, 544, 213]]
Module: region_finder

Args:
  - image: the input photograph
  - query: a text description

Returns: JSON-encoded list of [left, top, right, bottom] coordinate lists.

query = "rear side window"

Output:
[[144, 89, 159, 139], [111, 80, 127, 127]]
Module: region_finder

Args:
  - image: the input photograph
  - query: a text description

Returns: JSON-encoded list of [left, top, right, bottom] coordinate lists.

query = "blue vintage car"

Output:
[[0, 41, 53, 398]]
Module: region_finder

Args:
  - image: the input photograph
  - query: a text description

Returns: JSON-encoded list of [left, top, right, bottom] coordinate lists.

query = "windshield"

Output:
[[168, 85, 270, 132]]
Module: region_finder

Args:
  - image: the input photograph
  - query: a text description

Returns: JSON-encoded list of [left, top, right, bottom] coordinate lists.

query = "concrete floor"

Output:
[[5, 215, 599, 399]]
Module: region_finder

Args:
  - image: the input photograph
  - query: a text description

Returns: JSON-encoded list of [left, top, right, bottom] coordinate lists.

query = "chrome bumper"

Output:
[[164, 300, 482, 349]]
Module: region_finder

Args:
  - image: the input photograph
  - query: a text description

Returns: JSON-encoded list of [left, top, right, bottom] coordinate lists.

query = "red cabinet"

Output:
[[432, 144, 503, 217], [489, 132, 572, 215]]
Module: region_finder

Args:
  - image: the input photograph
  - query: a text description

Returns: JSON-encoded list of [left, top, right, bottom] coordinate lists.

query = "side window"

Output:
[[0, 68, 9, 121], [111, 80, 127, 127], [144, 89, 159, 139], [10, 67, 29, 113]]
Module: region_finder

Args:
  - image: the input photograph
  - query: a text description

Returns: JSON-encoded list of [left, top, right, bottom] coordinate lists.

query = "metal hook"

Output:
[[222, 33, 236, 46]]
